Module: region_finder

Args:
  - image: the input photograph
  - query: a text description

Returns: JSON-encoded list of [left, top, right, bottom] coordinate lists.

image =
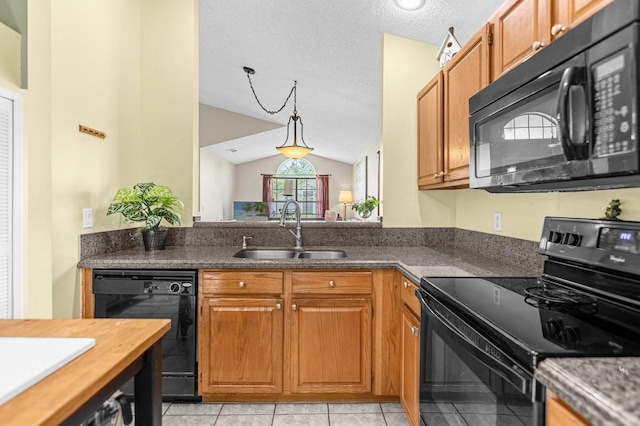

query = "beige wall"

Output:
[[0, 0, 198, 318], [352, 141, 381, 221], [200, 149, 236, 221], [235, 154, 353, 220], [381, 34, 457, 228]]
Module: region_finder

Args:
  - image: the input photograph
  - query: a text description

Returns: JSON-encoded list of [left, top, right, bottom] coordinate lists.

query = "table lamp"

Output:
[[338, 190, 353, 221]]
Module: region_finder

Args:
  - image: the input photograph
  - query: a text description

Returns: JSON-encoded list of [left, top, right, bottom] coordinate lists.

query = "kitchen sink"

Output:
[[233, 248, 347, 259]]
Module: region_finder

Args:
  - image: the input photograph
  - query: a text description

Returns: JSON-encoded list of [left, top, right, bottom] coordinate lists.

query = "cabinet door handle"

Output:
[[239, 281, 245, 288], [275, 303, 282, 310], [532, 40, 545, 51], [329, 280, 335, 287], [411, 326, 420, 336], [551, 23, 566, 36], [292, 304, 297, 311], [433, 171, 445, 179], [403, 281, 409, 289]]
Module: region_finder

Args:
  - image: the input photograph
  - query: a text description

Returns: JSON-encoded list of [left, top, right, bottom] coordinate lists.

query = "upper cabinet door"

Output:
[[417, 72, 444, 188], [443, 23, 491, 184], [491, 0, 552, 79], [552, 0, 612, 41]]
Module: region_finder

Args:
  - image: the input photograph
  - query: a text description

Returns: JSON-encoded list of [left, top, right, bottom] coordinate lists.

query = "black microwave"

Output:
[[469, 0, 640, 192]]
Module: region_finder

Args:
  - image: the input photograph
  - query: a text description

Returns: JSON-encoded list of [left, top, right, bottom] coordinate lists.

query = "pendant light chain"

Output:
[[245, 71, 297, 116]]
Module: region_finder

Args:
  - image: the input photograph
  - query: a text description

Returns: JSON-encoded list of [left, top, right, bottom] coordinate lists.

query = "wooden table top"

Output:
[[0, 318, 170, 426]]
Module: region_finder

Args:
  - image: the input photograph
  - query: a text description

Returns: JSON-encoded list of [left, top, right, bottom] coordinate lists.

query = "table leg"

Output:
[[134, 341, 163, 425]]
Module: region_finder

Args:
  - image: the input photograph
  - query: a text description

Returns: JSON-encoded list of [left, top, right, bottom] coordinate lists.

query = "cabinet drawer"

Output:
[[201, 271, 283, 295], [401, 277, 421, 318], [292, 271, 372, 295]]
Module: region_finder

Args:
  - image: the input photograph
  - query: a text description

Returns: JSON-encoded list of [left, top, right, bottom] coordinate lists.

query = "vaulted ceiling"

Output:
[[199, 0, 504, 164]]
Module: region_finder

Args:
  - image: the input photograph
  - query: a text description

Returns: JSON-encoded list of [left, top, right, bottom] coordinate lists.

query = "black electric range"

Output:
[[417, 217, 640, 426]]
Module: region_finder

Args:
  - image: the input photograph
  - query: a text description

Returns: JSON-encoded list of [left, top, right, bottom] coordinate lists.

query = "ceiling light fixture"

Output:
[[243, 66, 314, 159], [393, 0, 426, 10]]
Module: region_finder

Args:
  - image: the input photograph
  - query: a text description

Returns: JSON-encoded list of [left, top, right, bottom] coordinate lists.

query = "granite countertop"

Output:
[[77, 244, 538, 284], [536, 357, 640, 426]]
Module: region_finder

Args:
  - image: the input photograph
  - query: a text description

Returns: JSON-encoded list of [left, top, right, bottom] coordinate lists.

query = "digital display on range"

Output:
[[598, 227, 640, 253]]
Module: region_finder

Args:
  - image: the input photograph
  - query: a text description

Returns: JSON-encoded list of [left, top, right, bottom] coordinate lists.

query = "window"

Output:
[[262, 159, 329, 220], [502, 113, 556, 140]]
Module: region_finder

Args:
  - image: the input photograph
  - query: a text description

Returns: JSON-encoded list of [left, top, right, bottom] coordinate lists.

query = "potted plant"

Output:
[[107, 182, 183, 251], [351, 195, 379, 220]]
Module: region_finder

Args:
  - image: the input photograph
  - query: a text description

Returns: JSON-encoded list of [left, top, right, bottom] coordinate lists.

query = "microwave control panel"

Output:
[[591, 47, 634, 158]]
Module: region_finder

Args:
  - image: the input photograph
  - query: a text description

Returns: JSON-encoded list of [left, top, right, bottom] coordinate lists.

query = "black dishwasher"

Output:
[[92, 269, 199, 401]]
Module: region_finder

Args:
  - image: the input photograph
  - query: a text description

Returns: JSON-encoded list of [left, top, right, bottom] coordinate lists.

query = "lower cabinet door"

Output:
[[400, 305, 421, 426], [291, 298, 372, 393], [200, 297, 284, 394]]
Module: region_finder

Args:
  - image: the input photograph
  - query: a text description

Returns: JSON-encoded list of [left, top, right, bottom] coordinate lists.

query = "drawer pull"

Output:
[[275, 303, 282, 310], [551, 23, 566, 36], [239, 281, 245, 288], [292, 304, 297, 311], [329, 280, 335, 287], [532, 40, 545, 51]]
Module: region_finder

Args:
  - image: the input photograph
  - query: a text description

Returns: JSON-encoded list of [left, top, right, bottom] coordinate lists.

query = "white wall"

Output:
[[235, 154, 353, 219], [200, 149, 236, 221]]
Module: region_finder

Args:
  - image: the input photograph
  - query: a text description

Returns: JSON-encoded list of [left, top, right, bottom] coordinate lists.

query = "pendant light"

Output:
[[244, 67, 314, 159]]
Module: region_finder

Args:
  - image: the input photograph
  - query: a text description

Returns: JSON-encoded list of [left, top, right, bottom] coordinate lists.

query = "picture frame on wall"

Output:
[[355, 156, 368, 203]]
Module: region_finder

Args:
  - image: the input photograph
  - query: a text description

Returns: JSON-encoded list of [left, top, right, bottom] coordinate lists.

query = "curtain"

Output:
[[316, 175, 329, 218], [262, 174, 273, 218]]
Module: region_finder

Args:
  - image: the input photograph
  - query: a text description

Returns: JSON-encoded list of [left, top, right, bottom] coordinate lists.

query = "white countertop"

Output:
[[0, 337, 95, 405]]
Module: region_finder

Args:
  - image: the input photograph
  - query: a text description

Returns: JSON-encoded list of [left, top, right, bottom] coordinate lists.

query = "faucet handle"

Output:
[[242, 236, 253, 249]]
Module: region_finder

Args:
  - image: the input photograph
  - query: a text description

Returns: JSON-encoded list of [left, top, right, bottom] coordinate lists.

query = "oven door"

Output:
[[417, 289, 544, 426]]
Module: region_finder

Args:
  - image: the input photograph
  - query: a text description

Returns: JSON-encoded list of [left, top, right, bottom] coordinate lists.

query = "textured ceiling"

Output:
[[200, 0, 504, 165]]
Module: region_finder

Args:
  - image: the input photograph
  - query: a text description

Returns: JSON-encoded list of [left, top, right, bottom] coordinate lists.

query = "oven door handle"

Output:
[[417, 290, 533, 398]]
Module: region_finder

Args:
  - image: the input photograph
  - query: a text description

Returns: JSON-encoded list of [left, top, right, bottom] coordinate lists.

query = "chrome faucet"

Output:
[[279, 199, 303, 249]]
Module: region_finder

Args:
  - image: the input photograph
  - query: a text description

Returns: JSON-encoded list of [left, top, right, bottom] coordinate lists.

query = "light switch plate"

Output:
[[83, 208, 93, 228], [494, 212, 502, 231]]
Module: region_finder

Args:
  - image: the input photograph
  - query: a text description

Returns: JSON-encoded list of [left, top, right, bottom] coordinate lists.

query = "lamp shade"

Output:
[[338, 190, 353, 203], [277, 145, 313, 159]]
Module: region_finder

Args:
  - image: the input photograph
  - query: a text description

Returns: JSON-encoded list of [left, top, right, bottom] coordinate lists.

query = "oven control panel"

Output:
[[540, 217, 640, 275]]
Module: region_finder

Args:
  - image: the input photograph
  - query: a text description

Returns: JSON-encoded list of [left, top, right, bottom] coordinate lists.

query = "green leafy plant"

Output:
[[352, 195, 379, 219], [106, 182, 183, 230]]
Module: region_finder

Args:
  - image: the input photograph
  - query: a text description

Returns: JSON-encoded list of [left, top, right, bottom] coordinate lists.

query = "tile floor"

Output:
[[147, 402, 411, 426]]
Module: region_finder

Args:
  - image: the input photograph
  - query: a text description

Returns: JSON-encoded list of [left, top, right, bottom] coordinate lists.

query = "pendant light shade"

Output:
[[244, 66, 314, 159], [276, 113, 314, 159]]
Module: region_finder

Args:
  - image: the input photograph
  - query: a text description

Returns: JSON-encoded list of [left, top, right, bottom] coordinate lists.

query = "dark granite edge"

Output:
[[193, 221, 383, 228], [536, 358, 640, 426]]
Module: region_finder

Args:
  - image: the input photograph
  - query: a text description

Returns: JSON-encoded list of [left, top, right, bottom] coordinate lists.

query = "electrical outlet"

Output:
[[83, 208, 93, 228], [494, 212, 502, 231]]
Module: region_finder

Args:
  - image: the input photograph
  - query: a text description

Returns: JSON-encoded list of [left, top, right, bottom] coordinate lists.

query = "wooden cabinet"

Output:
[[553, 0, 611, 41], [491, 0, 611, 79], [290, 271, 373, 394], [417, 24, 490, 190], [199, 269, 379, 398], [199, 297, 284, 394], [417, 72, 443, 188], [199, 271, 284, 394], [546, 391, 592, 425], [399, 275, 421, 426]]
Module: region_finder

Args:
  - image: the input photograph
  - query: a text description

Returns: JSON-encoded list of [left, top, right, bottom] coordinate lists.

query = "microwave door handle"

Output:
[[556, 66, 586, 160], [416, 290, 532, 397]]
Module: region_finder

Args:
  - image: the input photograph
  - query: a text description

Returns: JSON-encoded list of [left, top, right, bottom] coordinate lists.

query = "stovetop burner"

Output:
[[524, 286, 598, 314]]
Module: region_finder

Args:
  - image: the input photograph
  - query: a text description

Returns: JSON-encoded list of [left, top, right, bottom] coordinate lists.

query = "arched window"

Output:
[[264, 159, 329, 220], [502, 113, 556, 140]]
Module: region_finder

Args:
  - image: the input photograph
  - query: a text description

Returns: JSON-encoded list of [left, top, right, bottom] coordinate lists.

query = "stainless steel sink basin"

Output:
[[296, 250, 346, 259], [233, 248, 297, 259], [233, 248, 347, 260]]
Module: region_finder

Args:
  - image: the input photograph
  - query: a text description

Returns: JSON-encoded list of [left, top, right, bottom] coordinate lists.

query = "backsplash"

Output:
[[79, 222, 543, 272]]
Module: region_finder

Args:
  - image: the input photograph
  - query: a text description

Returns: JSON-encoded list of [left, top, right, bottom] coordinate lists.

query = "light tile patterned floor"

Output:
[[147, 402, 411, 426]]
